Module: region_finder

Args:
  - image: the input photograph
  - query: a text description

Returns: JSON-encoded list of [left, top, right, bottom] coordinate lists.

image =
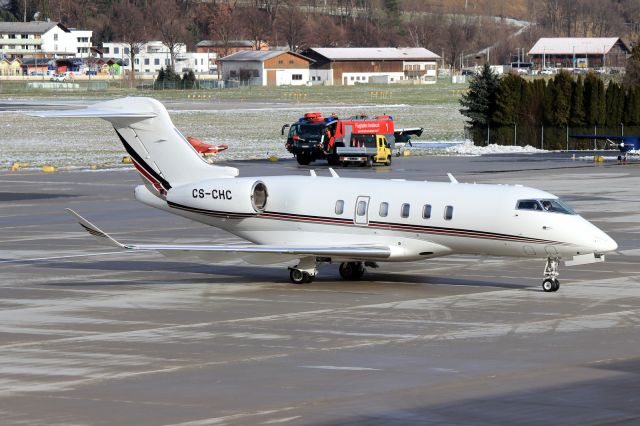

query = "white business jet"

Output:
[[33, 98, 617, 292]]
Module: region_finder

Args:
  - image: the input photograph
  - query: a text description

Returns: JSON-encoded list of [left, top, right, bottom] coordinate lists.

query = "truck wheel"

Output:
[[327, 157, 339, 166], [296, 155, 311, 166], [385, 156, 392, 166], [366, 157, 373, 167]]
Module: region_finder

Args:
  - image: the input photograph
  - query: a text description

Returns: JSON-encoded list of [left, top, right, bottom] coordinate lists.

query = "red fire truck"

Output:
[[282, 112, 395, 166]]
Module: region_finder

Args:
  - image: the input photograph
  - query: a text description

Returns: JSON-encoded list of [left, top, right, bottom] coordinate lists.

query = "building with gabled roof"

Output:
[[219, 50, 312, 86], [528, 37, 630, 69], [301, 47, 440, 85], [0, 21, 92, 59]]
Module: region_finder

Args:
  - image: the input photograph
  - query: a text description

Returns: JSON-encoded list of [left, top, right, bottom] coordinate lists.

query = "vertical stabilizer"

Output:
[[31, 97, 239, 195]]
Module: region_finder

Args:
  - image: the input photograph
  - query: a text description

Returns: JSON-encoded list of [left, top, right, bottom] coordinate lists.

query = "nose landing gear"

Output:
[[542, 257, 560, 292]]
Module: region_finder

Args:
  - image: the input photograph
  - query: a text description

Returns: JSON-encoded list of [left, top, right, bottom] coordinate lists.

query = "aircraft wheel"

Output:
[[339, 262, 365, 280], [542, 278, 555, 292], [304, 273, 315, 284], [290, 268, 306, 284], [552, 278, 560, 292]]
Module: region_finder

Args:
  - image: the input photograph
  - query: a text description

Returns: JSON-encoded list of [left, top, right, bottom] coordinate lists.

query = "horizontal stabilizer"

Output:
[[30, 108, 157, 121]]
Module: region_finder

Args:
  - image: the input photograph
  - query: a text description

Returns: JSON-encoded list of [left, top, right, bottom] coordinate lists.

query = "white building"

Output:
[[0, 21, 92, 59], [102, 41, 209, 75], [302, 47, 440, 86], [219, 50, 312, 86]]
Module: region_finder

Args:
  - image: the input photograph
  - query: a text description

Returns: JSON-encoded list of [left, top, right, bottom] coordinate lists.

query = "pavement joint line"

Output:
[[0, 251, 132, 264]]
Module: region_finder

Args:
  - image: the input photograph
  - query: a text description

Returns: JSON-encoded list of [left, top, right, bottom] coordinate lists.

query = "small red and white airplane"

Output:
[[186, 136, 228, 157], [33, 98, 617, 291]]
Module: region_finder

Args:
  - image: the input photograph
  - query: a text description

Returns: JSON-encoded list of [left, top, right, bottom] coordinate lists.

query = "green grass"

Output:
[[0, 79, 466, 106]]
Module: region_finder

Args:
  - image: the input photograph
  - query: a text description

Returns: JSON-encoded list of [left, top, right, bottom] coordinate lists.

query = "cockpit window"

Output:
[[516, 199, 576, 215]]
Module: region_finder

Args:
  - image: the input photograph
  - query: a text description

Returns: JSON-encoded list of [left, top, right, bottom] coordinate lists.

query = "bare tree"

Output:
[[112, 0, 149, 81], [150, 0, 190, 69], [278, 1, 308, 51], [244, 6, 270, 50], [208, 4, 240, 58]]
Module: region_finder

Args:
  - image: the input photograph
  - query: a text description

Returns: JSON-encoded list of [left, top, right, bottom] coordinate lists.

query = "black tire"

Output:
[[339, 262, 365, 280], [542, 278, 554, 292], [327, 157, 339, 166], [552, 278, 560, 292], [296, 154, 311, 166], [385, 156, 392, 166], [290, 269, 306, 284]]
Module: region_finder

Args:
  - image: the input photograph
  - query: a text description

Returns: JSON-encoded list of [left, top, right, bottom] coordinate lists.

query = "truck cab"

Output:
[[335, 134, 392, 167]]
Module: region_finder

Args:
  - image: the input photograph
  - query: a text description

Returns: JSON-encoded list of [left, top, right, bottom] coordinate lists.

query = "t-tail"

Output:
[[30, 97, 238, 196]]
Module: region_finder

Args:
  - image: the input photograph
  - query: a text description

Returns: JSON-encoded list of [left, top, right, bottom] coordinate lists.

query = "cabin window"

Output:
[[335, 200, 344, 215], [401, 203, 410, 218], [379, 202, 389, 217], [357, 200, 367, 216], [422, 204, 431, 219], [444, 205, 453, 220]]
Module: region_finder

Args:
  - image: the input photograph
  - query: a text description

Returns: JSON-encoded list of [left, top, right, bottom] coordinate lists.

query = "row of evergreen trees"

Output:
[[154, 67, 198, 90], [460, 65, 640, 149]]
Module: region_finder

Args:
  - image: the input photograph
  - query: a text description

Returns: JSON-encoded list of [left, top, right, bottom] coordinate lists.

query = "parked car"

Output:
[[50, 72, 74, 82], [540, 68, 555, 75]]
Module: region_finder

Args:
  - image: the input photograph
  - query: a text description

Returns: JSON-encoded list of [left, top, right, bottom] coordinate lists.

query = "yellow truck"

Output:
[[336, 134, 392, 167]]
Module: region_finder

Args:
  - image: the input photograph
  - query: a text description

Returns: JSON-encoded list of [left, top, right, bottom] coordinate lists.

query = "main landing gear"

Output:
[[288, 259, 374, 284], [542, 257, 560, 292]]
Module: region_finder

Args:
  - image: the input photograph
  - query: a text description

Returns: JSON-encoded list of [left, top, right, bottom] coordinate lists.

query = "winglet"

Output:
[[65, 209, 127, 249], [329, 168, 340, 178], [447, 173, 458, 184]]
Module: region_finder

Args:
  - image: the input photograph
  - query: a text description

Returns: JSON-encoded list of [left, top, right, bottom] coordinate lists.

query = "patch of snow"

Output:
[[445, 140, 548, 155]]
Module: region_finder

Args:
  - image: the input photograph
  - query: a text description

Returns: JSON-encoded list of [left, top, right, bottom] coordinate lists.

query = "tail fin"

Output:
[[31, 97, 238, 195]]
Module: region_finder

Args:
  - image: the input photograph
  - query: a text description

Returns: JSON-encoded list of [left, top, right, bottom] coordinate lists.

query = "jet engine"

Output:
[[167, 178, 268, 215]]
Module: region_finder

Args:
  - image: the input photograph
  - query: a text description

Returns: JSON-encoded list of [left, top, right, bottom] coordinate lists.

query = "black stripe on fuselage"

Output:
[[166, 201, 563, 245], [114, 128, 172, 190]]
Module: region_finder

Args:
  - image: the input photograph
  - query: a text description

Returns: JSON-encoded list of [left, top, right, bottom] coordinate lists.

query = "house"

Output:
[[301, 47, 440, 86], [0, 58, 22, 76], [219, 50, 312, 86], [0, 21, 92, 59], [196, 40, 268, 71], [528, 38, 631, 69], [102, 41, 209, 75]]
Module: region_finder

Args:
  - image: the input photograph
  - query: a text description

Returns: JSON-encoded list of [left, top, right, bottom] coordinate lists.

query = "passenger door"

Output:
[[354, 196, 370, 225]]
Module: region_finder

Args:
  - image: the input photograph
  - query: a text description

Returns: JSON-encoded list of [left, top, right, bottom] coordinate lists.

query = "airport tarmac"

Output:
[[0, 154, 639, 425]]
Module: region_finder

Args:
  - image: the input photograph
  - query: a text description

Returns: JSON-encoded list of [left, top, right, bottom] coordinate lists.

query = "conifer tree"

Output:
[[542, 79, 555, 126], [584, 72, 599, 125], [551, 70, 573, 126], [596, 78, 606, 126], [569, 75, 585, 127], [459, 64, 499, 132], [493, 73, 523, 126]]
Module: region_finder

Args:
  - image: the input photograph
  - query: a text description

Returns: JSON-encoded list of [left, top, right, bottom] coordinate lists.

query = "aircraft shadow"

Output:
[[24, 258, 528, 290]]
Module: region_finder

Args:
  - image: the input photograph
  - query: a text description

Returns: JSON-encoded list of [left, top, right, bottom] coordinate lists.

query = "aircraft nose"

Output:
[[593, 232, 618, 253]]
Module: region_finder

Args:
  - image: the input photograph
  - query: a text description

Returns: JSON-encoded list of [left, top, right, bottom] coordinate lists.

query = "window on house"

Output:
[[379, 202, 389, 217], [125, 47, 130, 55], [103, 47, 110, 54], [114, 47, 120, 54], [289, 60, 294, 64], [52, 34, 57, 41], [444, 205, 453, 220], [422, 204, 431, 219], [154, 58, 160, 65], [335, 200, 344, 215], [278, 60, 283, 64], [144, 58, 149, 65], [292, 74, 302, 80], [401, 203, 410, 218]]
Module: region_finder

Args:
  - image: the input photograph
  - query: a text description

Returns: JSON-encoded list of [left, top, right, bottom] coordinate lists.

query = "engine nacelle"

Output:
[[167, 178, 268, 215]]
